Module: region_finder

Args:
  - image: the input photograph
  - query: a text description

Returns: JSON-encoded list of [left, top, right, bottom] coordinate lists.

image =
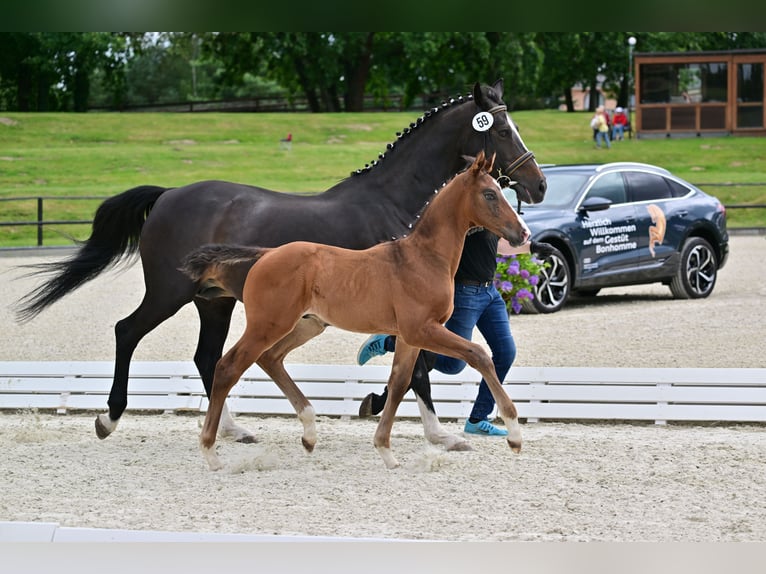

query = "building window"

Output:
[[702, 63, 728, 102], [640, 62, 728, 104], [737, 63, 764, 128]]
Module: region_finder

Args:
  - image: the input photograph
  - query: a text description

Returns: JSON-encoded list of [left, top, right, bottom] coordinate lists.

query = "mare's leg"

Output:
[[361, 352, 471, 452], [409, 353, 471, 451], [96, 286, 191, 439], [256, 315, 328, 452], [404, 323, 522, 453], [193, 296, 258, 443], [374, 343, 420, 469]]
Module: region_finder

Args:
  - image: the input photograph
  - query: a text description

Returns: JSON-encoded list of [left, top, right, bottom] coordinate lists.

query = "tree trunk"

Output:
[[73, 68, 90, 112], [16, 63, 31, 111], [343, 33, 374, 112], [564, 88, 574, 112]]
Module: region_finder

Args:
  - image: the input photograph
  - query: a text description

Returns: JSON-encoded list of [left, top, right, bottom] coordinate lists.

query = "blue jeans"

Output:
[[432, 283, 516, 421], [595, 130, 611, 148]]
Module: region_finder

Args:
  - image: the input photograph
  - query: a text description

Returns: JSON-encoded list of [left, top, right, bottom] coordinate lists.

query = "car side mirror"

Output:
[[579, 196, 612, 213]]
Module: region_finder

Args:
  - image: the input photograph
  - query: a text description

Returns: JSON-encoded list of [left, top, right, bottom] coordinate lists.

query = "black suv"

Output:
[[506, 162, 729, 313]]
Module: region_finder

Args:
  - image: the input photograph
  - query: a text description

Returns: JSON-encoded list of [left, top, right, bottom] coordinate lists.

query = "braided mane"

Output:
[[350, 91, 476, 177]]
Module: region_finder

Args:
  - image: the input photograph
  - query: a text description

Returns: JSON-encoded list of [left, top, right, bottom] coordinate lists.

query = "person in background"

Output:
[[592, 105, 611, 149], [612, 107, 629, 141], [591, 105, 611, 143], [356, 229, 554, 437]]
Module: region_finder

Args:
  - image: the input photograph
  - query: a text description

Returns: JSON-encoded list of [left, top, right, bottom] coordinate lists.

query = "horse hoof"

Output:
[[94, 416, 112, 440], [358, 394, 374, 418], [447, 441, 473, 452], [301, 437, 315, 453], [236, 434, 259, 444], [508, 440, 522, 454], [201, 448, 224, 471]]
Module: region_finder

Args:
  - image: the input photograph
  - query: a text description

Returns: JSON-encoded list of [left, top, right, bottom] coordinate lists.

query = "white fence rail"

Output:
[[1, 361, 765, 425]]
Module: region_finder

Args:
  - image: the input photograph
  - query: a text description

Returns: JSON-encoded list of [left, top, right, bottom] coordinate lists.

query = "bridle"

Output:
[[485, 104, 536, 214]]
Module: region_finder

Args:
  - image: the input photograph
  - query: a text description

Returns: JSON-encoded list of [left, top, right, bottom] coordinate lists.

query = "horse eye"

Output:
[[497, 128, 511, 138], [483, 189, 497, 200]]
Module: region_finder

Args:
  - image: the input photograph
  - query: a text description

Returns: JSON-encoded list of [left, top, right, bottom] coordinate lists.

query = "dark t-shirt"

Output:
[[454, 228, 499, 284]]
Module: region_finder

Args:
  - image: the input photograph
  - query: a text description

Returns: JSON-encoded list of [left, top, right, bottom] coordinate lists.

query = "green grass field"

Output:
[[1, 109, 764, 247]]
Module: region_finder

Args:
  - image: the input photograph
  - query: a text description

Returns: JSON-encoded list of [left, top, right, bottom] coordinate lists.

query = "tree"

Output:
[[206, 32, 377, 112], [534, 33, 587, 112], [0, 32, 125, 111]]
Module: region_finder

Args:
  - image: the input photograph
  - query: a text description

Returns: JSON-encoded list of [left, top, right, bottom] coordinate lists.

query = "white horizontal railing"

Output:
[[1, 361, 765, 425]]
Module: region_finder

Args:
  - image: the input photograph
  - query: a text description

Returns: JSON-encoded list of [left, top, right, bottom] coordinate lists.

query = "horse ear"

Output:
[[486, 152, 496, 173], [472, 82, 487, 109], [461, 154, 476, 171], [474, 80, 505, 110], [491, 78, 504, 99], [470, 150, 486, 174]]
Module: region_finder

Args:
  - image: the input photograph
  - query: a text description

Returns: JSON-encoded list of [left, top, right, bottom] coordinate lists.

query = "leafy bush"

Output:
[[494, 253, 546, 314]]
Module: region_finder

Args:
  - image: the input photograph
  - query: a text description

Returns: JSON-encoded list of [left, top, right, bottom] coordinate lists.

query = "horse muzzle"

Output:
[[512, 179, 547, 206], [504, 226, 531, 248]]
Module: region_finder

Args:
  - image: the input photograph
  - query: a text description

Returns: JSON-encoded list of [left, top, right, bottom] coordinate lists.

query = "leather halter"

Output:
[[484, 104, 536, 213], [484, 104, 536, 178]]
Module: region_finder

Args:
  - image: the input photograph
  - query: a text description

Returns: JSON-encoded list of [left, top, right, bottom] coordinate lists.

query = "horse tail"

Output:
[[14, 185, 169, 322], [181, 244, 269, 300]]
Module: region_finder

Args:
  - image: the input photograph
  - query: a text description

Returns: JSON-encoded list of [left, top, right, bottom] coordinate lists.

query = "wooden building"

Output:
[[634, 49, 766, 138]]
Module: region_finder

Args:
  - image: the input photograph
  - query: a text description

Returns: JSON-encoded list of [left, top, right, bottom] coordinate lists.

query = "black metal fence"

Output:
[[2, 187, 765, 248], [88, 93, 430, 114]]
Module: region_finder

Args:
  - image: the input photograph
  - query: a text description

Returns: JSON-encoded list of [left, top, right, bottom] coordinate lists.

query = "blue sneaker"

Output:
[[357, 334, 389, 365], [464, 419, 508, 437]]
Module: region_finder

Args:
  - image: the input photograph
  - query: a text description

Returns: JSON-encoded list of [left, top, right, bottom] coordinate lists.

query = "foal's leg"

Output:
[[193, 296, 258, 443], [374, 343, 420, 469], [200, 333, 265, 471], [407, 324, 522, 453], [256, 316, 328, 453]]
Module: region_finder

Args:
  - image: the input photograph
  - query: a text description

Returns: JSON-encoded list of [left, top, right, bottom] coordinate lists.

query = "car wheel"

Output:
[[522, 246, 571, 313], [669, 237, 718, 299]]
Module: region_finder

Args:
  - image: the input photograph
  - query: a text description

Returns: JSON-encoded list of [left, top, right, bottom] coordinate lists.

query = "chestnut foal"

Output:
[[183, 152, 530, 470]]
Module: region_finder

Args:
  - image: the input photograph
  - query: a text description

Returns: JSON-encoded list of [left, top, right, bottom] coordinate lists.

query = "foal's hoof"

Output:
[[358, 394, 374, 418], [94, 415, 113, 440], [508, 440, 522, 454], [301, 437, 316, 453]]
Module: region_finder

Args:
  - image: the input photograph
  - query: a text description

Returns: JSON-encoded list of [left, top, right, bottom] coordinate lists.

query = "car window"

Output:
[[625, 171, 673, 202], [666, 178, 693, 198], [531, 173, 590, 208], [583, 172, 627, 205]]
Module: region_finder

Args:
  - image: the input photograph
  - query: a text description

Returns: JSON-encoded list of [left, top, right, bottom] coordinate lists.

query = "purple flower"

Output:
[[511, 299, 522, 314], [517, 288, 532, 300], [520, 269, 530, 279], [528, 275, 539, 286]]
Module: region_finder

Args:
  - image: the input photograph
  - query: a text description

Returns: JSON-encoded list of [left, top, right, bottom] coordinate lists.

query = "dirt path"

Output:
[[1, 235, 764, 541]]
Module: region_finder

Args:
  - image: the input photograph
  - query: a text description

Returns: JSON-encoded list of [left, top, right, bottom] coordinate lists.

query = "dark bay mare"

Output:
[[15, 80, 546, 448], [183, 152, 530, 470]]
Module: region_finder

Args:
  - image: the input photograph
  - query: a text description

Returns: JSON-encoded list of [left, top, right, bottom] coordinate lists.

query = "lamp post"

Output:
[[627, 36, 637, 125]]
